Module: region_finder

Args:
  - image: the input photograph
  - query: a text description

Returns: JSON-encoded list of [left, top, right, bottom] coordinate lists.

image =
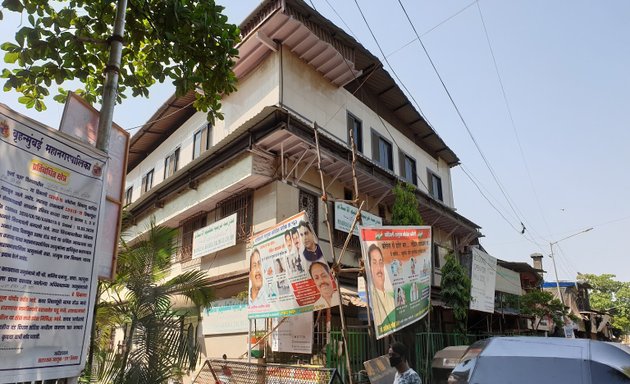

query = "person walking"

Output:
[[388, 342, 421, 384]]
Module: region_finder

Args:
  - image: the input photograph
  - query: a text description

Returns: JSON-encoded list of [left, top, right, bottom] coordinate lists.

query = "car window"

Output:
[[448, 357, 477, 384], [460, 339, 490, 362], [468, 356, 583, 384], [590, 342, 630, 380], [589, 361, 630, 383]]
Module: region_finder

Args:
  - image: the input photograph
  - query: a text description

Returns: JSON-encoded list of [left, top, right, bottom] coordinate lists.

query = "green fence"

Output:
[[413, 332, 488, 383], [326, 329, 389, 383], [326, 330, 530, 383]]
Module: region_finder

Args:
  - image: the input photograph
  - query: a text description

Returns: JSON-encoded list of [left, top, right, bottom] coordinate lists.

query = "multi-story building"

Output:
[[123, 0, 481, 359]]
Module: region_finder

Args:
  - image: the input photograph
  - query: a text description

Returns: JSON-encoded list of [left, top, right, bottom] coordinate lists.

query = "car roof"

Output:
[[480, 337, 590, 359]]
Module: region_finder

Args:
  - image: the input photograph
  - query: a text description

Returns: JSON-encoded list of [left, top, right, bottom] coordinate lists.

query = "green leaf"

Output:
[[17, 95, 32, 104], [2, 0, 24, 12], [4, 51, 20, 63], [0, 42, 19, 51], [34, 99, 46, 111]]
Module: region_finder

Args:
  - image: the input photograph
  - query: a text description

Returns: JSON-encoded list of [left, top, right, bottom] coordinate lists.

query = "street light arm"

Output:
[[550, 227, 593, 246]]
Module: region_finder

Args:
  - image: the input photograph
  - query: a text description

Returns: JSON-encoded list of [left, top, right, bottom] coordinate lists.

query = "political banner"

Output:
[[470, 248, 497, 313], [334, 201, 382, 236], [0, 105, 105, 382], [360, 226, 432, 339], [247, 211, 339, 319]]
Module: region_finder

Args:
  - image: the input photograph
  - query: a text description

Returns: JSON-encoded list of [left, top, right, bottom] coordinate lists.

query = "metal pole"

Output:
[[248, 319, 252, 363], [82, 3, 127, 383], [549, 227, 593, 307], [548, 227, 593, 337], [96, 0, 128, 151], [549, 242, 565, 307]]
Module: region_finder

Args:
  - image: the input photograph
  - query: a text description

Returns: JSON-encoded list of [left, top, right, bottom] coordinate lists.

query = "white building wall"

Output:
[[126, 47, 456, 209], [281, 49, 455, 207], [125, 53, 281, 204], [125, 154, 256, 240]]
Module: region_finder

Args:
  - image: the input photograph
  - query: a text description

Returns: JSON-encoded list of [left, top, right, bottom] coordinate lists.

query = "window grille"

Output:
[[299, 190, 318, 234], [217, 190, 253, 241], [179, 213, 207, 262]]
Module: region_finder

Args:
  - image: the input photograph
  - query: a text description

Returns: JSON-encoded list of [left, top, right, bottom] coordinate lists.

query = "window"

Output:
[[399, 151, 417, 185], [124, 186, 133, 206], [164, 148, 180, 179], [347, 112, 363, 153], [371, 130, 393, 171], [299, 190, 318, 233], [141, 169, 154, 194], [428, 171, 443, 201], [179, 214, 207, 262], [217, 190, 253, 241], [193, 124, 212, 160], [344, 188, 353, 201]]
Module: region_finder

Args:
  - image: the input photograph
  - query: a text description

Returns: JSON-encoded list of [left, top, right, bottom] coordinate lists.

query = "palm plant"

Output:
[[86, 219, 214, 384]]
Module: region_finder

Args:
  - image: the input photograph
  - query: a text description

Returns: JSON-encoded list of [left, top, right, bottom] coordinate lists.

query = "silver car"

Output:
[[448, 337, 630, 384]]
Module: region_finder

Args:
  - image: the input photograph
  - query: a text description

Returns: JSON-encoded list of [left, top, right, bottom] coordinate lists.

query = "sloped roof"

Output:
[[127, 0, 460, 171]]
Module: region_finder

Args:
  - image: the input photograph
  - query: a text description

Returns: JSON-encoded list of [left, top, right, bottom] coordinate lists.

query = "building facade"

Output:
[[123, 0, 481, 361]]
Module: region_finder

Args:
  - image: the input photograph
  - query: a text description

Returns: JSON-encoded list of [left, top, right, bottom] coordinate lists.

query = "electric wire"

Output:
[[461, 164, 552, 261], [460, 164, 521, 224], [475, 2, 554, 248], [396, 0, 527, 233], [384, 0, 478, 59], [459, 165, 522, 234], [323, 0, 357, 39], [353, 0, 429, 120], [473, 248, 527, 291], [125, 99, 195, 133]]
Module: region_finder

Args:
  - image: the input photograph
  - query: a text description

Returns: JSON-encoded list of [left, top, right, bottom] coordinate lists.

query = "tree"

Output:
[[391, 182, 423, 226], [1, 0, 240, 122], [520, 289, 567, 331], [89, 219, 215, 384], [578, 273, 630, 335], [440, 253, 471, 335]]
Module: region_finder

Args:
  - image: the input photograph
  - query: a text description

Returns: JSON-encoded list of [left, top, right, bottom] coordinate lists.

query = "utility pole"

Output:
[[86, 0, 127, 379], [95, 0, 128, 151], [549, 227, 593, 335]]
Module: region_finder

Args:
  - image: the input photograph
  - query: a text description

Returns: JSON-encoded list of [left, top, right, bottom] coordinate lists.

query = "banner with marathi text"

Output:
[[247, 211, 339, 318], [0, 106, 105, 382], [360, 226, 431, 339]]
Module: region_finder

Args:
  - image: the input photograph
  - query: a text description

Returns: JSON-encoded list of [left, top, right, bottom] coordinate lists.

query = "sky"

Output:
[[1, 0, 629, 282]]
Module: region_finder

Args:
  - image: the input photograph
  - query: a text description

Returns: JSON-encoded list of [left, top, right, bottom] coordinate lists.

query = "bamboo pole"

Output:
[[347, 128, 378, 357], [313, 123, 354, 384]]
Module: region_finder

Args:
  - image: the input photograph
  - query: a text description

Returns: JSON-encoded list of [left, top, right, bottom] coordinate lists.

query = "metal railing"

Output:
[[193, 359, 343, 384]]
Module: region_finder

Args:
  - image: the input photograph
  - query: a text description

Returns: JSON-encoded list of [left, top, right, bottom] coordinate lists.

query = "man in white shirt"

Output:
[[368, 244, 395, 326], [389, 342, 421, 384], [309, 261, 338, 309], [248, 249, 266, 305]]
